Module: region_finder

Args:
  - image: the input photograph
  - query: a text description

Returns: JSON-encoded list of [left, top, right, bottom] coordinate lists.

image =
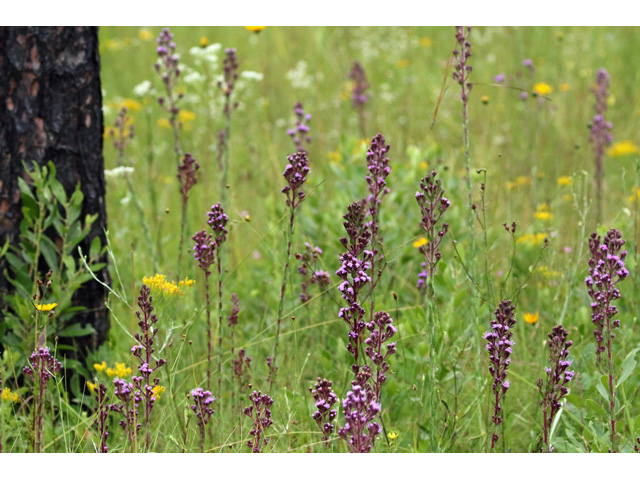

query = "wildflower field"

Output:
[[2, 25, 640, 454]]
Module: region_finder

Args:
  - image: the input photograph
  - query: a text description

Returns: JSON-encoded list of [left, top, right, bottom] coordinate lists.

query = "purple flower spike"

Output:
[[281, 151, 310, 210], [590, 69, 612, 223], [494, 73, 505, 83], [288, 102, 312, 153], [190, 388, 216, 452], [296, 243, 329, 303], [349, 61, 370, 136], [338, 384, 381, 453], [537, 325, 573, 453], [485, 300, 516, 450], [310, 378, 338, 447], [192, 230, 216, 275], [244, 390, 274, 453]]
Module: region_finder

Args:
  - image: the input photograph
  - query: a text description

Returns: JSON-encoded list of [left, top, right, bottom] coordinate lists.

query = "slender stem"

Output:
[[216, 252, 224, 395], [205, 274, 212, 391]]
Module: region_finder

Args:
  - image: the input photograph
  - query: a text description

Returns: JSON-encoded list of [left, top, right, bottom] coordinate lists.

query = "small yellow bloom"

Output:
[[534, 205, 553, 221], [245, 26, 267, 33], [1, 387, 19, 403], [157, 118, 171, 129], [413, 237, 428, 248], [516, 176, 531, 185], [139, 29, 153, 41], [395, 59, 410, 68], [607, 140, 639, 157], [35, 303, 57, 312], [120, 98, 142, 112], [107, 362, 132, 378], [516, 233, 547, 246], [152, 385, 166, 400], [178, 110, 196, 123], [419, 36, 433, 48], [420, 161, 429, 170], [557, 176, 573, 186], [560, 83, 570, 92], [94, 361, 107, 373], [143, 274, 185, 295], [388, 431, 399, 440], [523, 312, 539, 324], [533, 82, 553, 96], [481, 95, 490, 104], [178, 277, 196, 288], [200, 36, 208, 47], [86, 381, 97, 394]]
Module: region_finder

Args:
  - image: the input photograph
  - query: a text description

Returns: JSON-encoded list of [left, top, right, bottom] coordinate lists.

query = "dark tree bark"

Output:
[[0, 27, 110, 352]]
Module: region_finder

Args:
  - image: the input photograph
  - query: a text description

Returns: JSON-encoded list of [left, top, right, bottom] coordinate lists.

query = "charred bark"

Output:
[[0, 27, 110, 354]]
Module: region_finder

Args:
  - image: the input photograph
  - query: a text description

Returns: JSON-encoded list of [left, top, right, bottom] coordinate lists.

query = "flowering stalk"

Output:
[[228, 292, 240, 408], [349, 61, 370, 138], [287, 102, 312, 153], [336, 202, 372, 371], [192, 229, 216, 389], [309, 378, 338, 447], [217, 48, 239, 204], [110, 377, 141, 449], [590, 69, 612, 224], [23, 346, 62, 453], [244, 390, 274, 453], [364, 311, 397, 403], [190, 387, 216, 452], [177, 153, 200, 275], [131, 284, 167, 451], [93, 383, 110, 453], [536, 325, 574, 453], [233, 349, 252, 391], [484, 300, 516, 451], [270, 151, 310, 387], [585, 229, 628, 451], [295, 243, 330, 303], [207, 203, 229, 394], [155, 27, 183, 161], [338, 384, 381, 453], [416, 171, 450, 290], [365, 134, 391, 322]]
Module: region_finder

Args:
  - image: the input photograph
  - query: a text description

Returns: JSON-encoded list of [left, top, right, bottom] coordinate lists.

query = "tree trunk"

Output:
[[0, 27, 110, 352]]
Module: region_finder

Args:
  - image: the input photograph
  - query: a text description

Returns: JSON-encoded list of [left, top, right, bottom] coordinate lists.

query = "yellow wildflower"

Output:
[[395, 59, 410, 69], [560, 83, 570, 92], [178, 277, 196, 288], [94, 361, 107, 373], [107, 362, 132, 378], [388, 431, 399, 440], [86, 381, 97, 394], [557, 176, 573, 186], [157, 118, 171, 129], [536, 266, 562, 278], [533, 82, 553, 96], [200, 36, 208, 47], [139, 29, 153, 41], [523, 312, 539, 324], [152, 385, 166, 400], [481, 95, 489, 105], [534, 204, 553, 221], [104, 38, 124, 51], [420, 161, 429, 170], [245, 26, 267, 33], [506, 176, 531, 190], [516, 233, 547, 246], [120, 98, 142, 112], [143, 274, 185, 295], [413, 237, 428, 248], [35, 303, 57, 312], [607, 140, 639, 157], [179, 110, 196, 123], [1, 387, 19, 403], [419, 37, 433, 48]]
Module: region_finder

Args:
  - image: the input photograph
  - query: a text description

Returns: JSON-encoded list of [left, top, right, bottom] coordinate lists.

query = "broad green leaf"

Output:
[[616, 348, 638, 387], [57, 323, 96, 338]]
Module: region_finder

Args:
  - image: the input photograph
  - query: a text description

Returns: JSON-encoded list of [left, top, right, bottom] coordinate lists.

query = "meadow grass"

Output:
[[2, 26, 640, 453]]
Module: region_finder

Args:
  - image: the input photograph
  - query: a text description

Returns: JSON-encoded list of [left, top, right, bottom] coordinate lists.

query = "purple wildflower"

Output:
[[155, 28, 183, 159], [93, 383, 110, 453], [190, 388, 216, 452], [110, 377, 142, 448], [244, 390, 274, 453], [217, 48, 239, 189], [233, 349, 252, 391], [585, 228, 628, 451], [310, 378, 338, 447], [338, 384, 381, 453], [590, 69, 612, 223], [287, 102, 312, 153], [177, 153, 200, 271], [484, 300, 516, 450], [131, 284, 166, 451], [364, 311, 397, 402], [537, 325, 574, 453], [494, 73, 505, 83], [296, 243, 326, 303], [349, 61, 370, 137]]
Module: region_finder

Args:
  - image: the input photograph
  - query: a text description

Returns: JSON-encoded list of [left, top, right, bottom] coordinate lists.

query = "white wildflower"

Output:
[[105, 166, 135, 178]]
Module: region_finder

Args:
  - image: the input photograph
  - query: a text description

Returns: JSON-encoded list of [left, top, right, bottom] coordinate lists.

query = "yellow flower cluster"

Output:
[[533, 82, 553, 96], [413, 237, 428, 248], [152, 385, 166, 400], [86, 381, 98, 394], [523, 312, 539, 324], [534, 204, 553, 221], [607, 140, 639, 157], [557, 176, 573, 186], [35, 303, 57, 312], [142, 274, 195, 296], [627, 187, 640, 204], [536, 266, 562, 278], [1, 387, 20, 403], [516, 233, 547, 246], [245, 26, 267, 33], [106, 362, 133, 378]]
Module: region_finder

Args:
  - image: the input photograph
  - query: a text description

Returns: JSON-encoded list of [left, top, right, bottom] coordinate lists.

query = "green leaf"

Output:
[[586, 399, 608, 418], [40, 236, 60, 272], [566, 393, 585, 409], [617, 348, 638, 387], [596, 378, 610, 403], [57, 323, 96, 338], [89, 235, 102, 259]]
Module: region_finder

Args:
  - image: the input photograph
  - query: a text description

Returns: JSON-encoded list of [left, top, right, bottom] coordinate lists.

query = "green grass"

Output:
[[3, 26, 640, 453]]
